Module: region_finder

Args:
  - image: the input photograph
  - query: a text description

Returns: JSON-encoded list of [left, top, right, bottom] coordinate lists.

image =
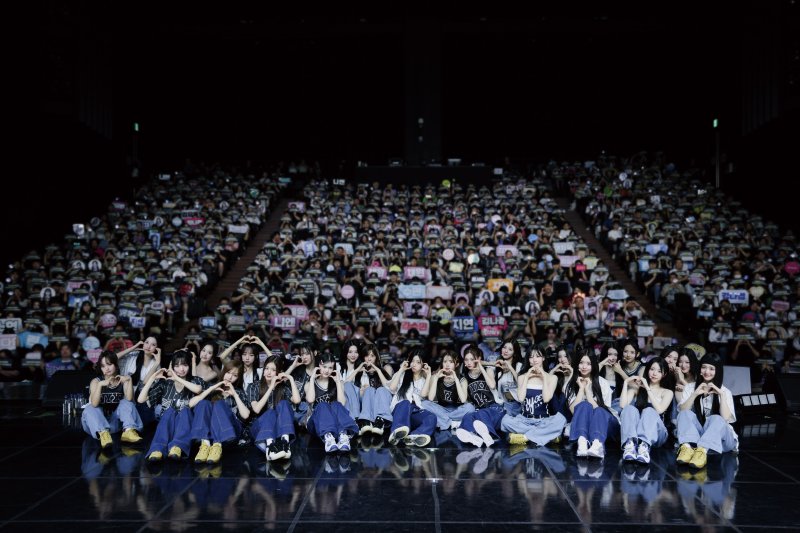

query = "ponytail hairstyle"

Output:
[[693, 352, 724, 424]]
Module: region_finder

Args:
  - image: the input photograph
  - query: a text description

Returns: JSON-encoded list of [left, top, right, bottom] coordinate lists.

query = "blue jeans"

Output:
[[251, 399, 296, 444], [461, 404, 505, 438], [148, 407, 193, 457], [420, 400, 475, 430], [620, 405, 668, 448], [307, 401, 358, 440], [190, 399, 243, 444], [81, 399, 143, 438], [676, 410, 738, 454], [390, 400, 436, 436], [570, 401, 620, 444]]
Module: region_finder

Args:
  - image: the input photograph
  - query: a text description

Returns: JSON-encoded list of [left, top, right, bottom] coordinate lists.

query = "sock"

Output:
[[202, 439, 210, 446], [265, 438, 274, 446], [281, 434, 290, 442]]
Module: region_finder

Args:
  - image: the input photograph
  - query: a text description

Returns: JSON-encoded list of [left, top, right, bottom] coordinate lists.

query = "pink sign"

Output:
[[400, 318, 430, 336], [340, 285, 355, 299], [99, 314, 118, 329], [403, 267, 430, 281], [367, 266, 388, 280], [478, 315, 507, 337], [772, 300, 790, 312], [785, 261, 800, 276], [87, 348, 103, 364]]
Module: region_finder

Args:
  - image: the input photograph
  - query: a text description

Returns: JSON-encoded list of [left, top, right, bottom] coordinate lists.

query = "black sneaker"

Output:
[[267, 442, 283, 461], [357, 419, 373, 436], [372, 417, 388, 436], [282, 439, 292, 460]]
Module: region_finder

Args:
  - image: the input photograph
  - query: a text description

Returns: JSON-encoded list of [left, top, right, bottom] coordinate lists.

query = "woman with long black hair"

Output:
[[676, 353, 738, 469]]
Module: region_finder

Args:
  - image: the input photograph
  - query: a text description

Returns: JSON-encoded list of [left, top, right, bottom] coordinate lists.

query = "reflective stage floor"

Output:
[[0, 402, 798, 532]]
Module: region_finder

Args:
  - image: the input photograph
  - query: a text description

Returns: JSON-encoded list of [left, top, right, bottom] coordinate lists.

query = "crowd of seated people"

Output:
[[56, 173, 729, 476], [192, 176, 667, 371], [0, 163, 290, 395], [566, 152, 800, 384]]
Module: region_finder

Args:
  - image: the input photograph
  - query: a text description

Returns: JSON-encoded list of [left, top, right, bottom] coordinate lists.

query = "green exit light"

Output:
[[713, 118, 718, 129], [133, 122, 139, 132]]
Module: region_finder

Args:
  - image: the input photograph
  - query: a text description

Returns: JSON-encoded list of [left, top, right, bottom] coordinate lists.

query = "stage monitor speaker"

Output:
[[42, 371, 96, 408], [775, 374, 800, 413]]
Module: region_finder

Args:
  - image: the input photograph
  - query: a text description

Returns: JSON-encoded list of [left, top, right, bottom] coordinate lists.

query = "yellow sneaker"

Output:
[[120, 446, 141, 458], [507, 433, 529, 445], [168, 446, 182, 460], [676, 443, 694, 465], [508, 443, 527, 457], [207, 442, 223, 464], [148, 451, 163, 462], [689, 446, 708, 469], [195, 441, 211, 463], [121, 428, 143, 444], [692, 468, 708, 483], [678, 469, 694, 480], [98, 430, 113, 450]]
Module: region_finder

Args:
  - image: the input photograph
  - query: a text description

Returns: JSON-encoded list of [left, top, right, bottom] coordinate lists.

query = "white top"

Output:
[[680, 383, 737, 424], [390, 375, 426, 411], [567, 376, 616, 418], [496, 362, 523, 402]]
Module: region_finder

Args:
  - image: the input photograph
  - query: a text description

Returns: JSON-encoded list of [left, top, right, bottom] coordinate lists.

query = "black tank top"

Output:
[[313, 378, 336, 406], [99, 381, 124, 417], [465, 372, 496, 409], [437, 379, 462, 407]]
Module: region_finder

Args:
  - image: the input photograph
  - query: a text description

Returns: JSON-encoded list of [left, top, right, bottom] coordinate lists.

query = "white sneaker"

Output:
[[622, 439, 637, 462], [323, 433, 338, 453], [587, 439, 605, 459], [388, 425, 409, 445], [337, 432, 351, 452], [576, 436, 589, 457], [456, 428, 484, 447], [450, 420, 461, 430], [636, 441, 650, 464], [473, 421, 495, 447]]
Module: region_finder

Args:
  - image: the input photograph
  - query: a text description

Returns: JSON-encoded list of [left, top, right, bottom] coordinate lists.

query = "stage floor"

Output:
[[0, 402, 798, 532]]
